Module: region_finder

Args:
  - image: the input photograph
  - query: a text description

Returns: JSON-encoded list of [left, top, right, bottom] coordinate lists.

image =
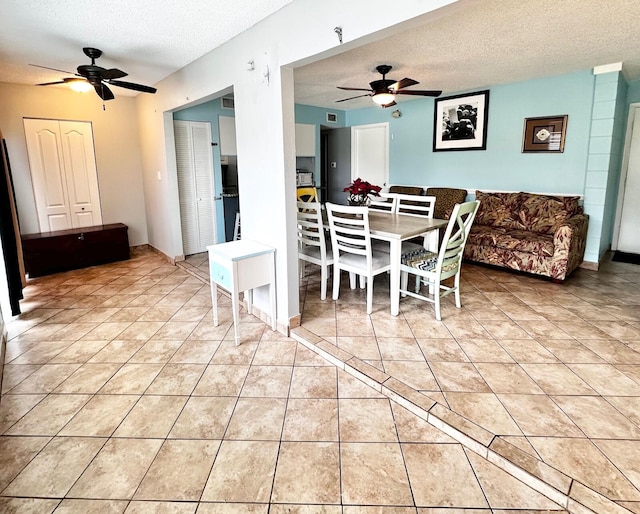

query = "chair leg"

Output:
[[400, 271, 408, 297], [454, 272, 461, 308], [320, 264, 328, 301], [366, 275, 374, 314], [299, 259, 305, 279], [359, 274, 365, 289], [434, 282, 442, 321], [333, 267, 341, 301], [349, 272, 357, 289]]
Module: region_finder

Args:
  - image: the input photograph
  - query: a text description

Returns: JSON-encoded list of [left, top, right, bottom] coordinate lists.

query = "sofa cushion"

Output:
[[426, 187, 467, 219], [475, 191, 524, 230], [518, 194, 581, 234], [468, 225, 555, 257]]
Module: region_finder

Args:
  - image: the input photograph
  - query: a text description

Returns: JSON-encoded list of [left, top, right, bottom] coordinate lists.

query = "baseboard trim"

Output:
[[145, 245, 179, 265], [579, 260, 599, 271]]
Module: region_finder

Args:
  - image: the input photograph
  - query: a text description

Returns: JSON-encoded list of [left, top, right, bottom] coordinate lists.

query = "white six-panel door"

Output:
[[23, 118, 102, 232], [174, 120, 217, 255]]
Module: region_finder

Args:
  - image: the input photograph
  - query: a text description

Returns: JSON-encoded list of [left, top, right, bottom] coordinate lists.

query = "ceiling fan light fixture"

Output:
[[68, 79, 92, 93], [372, 92, 395, 106]]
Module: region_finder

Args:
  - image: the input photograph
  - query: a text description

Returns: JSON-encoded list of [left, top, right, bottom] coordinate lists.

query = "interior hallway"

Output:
[[0, 247, 638, 512]]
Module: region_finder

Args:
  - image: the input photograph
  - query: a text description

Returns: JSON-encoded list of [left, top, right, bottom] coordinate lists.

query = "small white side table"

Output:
[[207, 240, 276, 345]]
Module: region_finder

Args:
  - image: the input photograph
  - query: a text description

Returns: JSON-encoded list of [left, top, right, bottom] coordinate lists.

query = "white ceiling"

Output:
[[0, 0, 293, 93], [1, 0, 640, 110]]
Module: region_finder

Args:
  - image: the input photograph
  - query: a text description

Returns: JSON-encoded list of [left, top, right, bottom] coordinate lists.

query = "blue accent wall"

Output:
[[173, 101, 234, 244], [345, 70, 595, 194], [178, 68, 632, 266]]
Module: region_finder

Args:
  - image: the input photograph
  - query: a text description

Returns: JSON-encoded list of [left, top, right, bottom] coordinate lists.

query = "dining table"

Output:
[[366, 211, 448, 315], [320, 206, 449, 316]]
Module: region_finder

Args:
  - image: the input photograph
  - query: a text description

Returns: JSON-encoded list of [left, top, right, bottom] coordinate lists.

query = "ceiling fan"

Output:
[[31, 47, 157, 101], [337, 64, 441, 108]]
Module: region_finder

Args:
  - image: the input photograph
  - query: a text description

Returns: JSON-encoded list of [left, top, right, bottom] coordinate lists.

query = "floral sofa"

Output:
[[464, 191, 588, 281]]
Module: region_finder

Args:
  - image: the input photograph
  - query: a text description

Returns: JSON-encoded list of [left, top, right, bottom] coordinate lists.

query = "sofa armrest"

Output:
[[550, 214, 589, 281]]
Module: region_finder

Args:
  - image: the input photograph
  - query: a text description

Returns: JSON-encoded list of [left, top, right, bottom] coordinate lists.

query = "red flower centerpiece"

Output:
[[344, 178, 382, 206]]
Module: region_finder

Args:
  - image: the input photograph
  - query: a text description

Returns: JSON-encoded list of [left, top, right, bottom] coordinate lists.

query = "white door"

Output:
[[219, 116, 237, 155], [60, 122, 102, 228], [24, 118, 102, 232], [616, 105, 640, 254], [351, 123, 389, 188], [174, 120, 217, 255]]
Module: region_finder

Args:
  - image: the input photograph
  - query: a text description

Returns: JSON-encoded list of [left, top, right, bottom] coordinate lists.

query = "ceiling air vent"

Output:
[[326, 112, 338, 123], [221, 96, 235, 110]]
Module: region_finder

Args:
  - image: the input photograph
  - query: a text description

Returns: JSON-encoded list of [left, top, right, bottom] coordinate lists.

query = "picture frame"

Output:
[[522, 115, 568, 153], [433, 90, 490, 152]]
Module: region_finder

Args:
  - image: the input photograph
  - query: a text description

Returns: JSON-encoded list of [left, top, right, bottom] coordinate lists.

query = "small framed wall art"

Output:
[[433, 89, 490, 151], [522, 115, 568, 153]]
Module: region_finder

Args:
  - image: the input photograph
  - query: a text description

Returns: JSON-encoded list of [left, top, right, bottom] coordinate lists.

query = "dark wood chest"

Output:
[[21, 223, 129, 277]]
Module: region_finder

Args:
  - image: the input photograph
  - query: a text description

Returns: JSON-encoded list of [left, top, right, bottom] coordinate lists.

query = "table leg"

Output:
[[232, 269, 240, 346], [389, 239, 401, 316], [269, 257, 277, 331], [210, 280, 219, 327]]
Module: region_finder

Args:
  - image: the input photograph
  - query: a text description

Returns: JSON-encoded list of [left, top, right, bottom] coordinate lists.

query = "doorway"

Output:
[[322, 127, 352, 204], [614, 103, 640, 255]]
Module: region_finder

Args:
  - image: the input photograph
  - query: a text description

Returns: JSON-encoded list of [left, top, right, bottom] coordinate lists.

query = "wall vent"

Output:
[[326, 112, 338, 123], [221, 96, 235, 110]]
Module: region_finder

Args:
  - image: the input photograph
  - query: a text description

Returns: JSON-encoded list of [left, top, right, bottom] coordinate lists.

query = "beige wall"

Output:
[[0, 82, 148, 245]]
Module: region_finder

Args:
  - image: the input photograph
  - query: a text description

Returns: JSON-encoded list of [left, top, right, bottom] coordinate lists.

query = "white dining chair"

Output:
[[399, 200, 479, 320], [325, 202, 391, 314], [297, 201, 334, 300], [395, 193, 436, 219], [368, 192, 398, 213]]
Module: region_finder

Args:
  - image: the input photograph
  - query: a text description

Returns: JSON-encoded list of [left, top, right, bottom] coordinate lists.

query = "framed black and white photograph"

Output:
[[433, 90, 490, 151], [522, 115, 568, 153]]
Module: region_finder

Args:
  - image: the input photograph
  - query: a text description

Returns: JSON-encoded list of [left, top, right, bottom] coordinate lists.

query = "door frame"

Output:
[[612, 102, 640, 251]]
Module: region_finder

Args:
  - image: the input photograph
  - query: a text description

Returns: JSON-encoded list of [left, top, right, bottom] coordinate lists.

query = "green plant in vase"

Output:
[[344, 178, 382, 206]]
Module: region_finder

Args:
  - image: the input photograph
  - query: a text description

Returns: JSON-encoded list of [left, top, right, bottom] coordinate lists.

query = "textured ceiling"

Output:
[[294, 0, 640, 109], [0, 0, 293, 94], [1, 0, 639, 109]]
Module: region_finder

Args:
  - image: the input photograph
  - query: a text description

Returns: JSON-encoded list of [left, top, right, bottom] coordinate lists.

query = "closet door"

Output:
[[24, 118, 102, 232], [60, 121, 102, 228], [174, 120, 216, 255]]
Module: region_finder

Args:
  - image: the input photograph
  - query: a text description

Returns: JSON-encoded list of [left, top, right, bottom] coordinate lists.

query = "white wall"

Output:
[[134, 0, 458, 326], [0, 82, 148, 245]]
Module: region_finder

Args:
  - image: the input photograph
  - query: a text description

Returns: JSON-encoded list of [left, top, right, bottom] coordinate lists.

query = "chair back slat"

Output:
[[395, 194, 436, 218], [368, 192, 397, 213], [326, 203, 372, 262], [296, 201, 327, 257]]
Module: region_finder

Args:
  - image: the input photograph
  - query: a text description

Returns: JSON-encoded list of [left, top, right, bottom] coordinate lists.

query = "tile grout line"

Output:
[[289, 326, 635, 514]]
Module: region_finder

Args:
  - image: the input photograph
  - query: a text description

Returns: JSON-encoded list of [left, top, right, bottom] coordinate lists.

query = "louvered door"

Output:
[[174, 120, 217, 255]]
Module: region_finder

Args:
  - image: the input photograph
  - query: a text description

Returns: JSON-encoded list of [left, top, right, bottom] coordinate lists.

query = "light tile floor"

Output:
[[0, 248, 635, 513], [292, 252, 640, 514]]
